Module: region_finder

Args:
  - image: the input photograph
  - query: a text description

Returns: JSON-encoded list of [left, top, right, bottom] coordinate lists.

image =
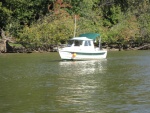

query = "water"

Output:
[[0, 51, 150, 113]]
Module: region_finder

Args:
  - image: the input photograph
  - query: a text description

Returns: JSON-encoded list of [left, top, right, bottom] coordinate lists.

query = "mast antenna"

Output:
[[73, 15, 76, 37]]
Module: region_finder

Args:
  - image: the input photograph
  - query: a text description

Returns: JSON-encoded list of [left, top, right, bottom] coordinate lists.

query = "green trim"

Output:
[[76, 52, 105, 56], [61, 51, 105, 56]]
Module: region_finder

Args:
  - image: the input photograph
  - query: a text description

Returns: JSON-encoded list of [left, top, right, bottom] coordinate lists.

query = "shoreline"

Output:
[[0, 47, 149, 54], [1, 40, 150, 53]]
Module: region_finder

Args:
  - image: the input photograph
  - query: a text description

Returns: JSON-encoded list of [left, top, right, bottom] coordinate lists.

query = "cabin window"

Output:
[[74, 40, 83, 46], [67, 40, 74, 47], [88, 41, 91, 46], [84, 41, 91, 46]]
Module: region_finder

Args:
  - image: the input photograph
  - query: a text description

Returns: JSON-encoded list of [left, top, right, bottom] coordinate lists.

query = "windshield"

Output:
[[74, 40, 83, 46], [67, 40, 74, 47], [67, 40, 83, 47]]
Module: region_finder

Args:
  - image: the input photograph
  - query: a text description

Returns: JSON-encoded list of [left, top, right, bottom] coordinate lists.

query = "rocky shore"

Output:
[[1, 38, 150, 54], [0, 38, 58, 53]]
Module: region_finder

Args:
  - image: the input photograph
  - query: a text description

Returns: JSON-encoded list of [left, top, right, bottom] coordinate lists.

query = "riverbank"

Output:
[[1, 44, 150, 54], [104, 43, 150, 51], [0, 39, 150, 53]]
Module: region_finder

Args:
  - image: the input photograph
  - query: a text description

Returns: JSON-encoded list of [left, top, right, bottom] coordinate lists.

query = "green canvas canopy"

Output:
[[79, 33, 100, 40]]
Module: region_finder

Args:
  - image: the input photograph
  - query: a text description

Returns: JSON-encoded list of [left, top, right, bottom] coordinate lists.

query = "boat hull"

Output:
[[58, 50, 107, 60]]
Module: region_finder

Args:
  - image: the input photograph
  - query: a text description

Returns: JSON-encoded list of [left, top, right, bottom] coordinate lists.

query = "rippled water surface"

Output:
[[0, 51, 150, 113]]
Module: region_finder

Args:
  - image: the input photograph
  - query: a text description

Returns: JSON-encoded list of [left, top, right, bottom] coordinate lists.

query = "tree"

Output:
[[1, 0, 150, 48], [18, 0, 74, 47], [0, 1, 12, 29]]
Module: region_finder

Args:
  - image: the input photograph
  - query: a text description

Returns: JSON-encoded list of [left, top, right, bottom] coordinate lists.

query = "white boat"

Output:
[[58, 33, 107, 60]]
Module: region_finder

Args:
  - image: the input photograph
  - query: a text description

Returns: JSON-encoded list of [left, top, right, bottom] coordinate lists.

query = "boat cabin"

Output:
[[67, 37, 95, 50]]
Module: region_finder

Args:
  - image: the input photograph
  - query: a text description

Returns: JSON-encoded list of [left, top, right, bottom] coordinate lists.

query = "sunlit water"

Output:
[[0, 51, 150, 113]]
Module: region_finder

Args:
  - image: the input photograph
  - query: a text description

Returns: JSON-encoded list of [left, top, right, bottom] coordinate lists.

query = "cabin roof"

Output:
[[79, 33, 100, 40], [70, 37, 93, 41]]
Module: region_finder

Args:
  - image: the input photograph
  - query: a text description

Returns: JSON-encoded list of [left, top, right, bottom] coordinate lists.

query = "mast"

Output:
[[99, 36, 101, 50], [73, 15, 76, 37]]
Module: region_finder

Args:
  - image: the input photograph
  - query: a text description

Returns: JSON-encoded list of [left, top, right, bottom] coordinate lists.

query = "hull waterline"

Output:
[[59, 50, 107, 60]]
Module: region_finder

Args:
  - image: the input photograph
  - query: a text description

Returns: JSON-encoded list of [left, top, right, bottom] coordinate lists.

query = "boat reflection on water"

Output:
[[57, 60, 108, 112], [59, 59, 107, 75]]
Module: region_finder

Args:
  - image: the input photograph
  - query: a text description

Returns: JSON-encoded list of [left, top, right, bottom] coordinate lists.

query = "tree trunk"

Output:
[[0, 40, 7, 53]]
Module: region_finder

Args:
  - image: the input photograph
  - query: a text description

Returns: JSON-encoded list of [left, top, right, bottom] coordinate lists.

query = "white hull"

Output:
[[59, 49, 107, 60]]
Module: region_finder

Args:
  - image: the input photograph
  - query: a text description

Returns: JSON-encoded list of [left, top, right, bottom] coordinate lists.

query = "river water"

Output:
[[0, 51, 150, 113]]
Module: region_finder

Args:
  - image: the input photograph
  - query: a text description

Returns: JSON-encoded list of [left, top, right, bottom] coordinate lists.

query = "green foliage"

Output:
[[0, 2, 12, 28], [9, 42, 23, 48], [101, 5, 123, 27], [106, 14, 139, 43], [0, 0, 150, 47], [18, 13, 74, 47]]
